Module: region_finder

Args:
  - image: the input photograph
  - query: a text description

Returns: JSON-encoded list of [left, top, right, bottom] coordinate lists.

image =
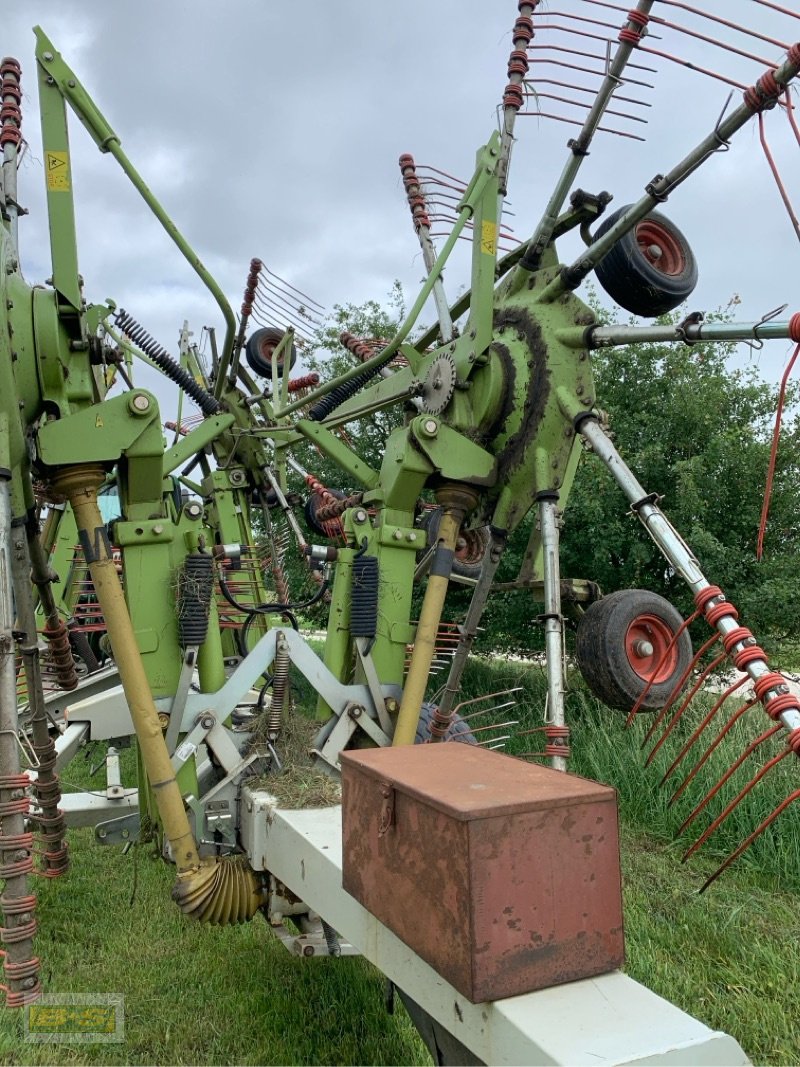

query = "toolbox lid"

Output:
[[340, 744, 615, 821]]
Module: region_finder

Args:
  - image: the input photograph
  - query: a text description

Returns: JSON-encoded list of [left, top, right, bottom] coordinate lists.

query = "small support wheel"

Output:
[[575, 589, 691, 711], [593, 205, 698, 317], [415, 702, 477, 745], [245, 327, 298, 378]]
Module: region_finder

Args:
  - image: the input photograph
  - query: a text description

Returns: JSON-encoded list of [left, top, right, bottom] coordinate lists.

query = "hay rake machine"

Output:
[[1, 2, 800, 1063]]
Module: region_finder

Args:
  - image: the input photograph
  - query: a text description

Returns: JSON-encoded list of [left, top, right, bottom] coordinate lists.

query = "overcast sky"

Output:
[[3, 1, 799, 417]]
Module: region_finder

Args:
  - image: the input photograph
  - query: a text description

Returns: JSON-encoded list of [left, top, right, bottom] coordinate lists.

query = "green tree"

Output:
[[479, 308, 800, 653]]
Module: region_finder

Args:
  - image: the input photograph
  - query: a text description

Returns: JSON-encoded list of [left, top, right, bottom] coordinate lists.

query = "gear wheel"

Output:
[[421, 354, 457, 414]]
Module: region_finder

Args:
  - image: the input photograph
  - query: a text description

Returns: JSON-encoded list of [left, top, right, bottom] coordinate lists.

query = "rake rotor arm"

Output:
[[540, 43, 800, 302], [578, 414, 800, 746], [558, 315, 800, 349], [519, 0, 656, 272]]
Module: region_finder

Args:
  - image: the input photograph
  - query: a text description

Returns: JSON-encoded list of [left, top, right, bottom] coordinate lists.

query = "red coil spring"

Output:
[[240, 257, 262, 317], [544, 724, 571, 758], [743, 69, 781, 112], [398, 155, 432, 232], [0, 58, 22, 150], [1, 954, 41, 1008], [287, 373, 320, 393], [694, 586, 800, 755], [340, 331, 375, 363]]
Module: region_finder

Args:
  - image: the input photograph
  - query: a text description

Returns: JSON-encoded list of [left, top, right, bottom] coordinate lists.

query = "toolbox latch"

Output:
[[377, 782, 395, 837]]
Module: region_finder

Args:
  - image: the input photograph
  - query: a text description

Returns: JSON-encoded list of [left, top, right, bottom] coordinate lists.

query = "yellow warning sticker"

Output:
[[45, 151, 70, 192], [480, 220, 497, 256]]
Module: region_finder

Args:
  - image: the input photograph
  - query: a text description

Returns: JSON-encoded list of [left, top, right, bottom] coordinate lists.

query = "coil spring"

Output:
[[115, 309, 221, 416], [315, 492, 363, 523], [351, 554, 379, 639], [268, 641, 290, 741], [177, 553, 214, 646], [307, 333, 393, 422], [0, 58, 22, 150], [41, 619, 78, 691]]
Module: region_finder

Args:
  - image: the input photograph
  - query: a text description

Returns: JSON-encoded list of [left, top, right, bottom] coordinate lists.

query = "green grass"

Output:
[[3, 657, 800, 1064]]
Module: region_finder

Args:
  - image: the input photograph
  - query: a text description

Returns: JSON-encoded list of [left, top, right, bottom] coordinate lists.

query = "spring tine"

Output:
[[753, 0, 800, 20], [468, 720, 520, 735], [683, 746, 792, 862], [660, 674, 750, 788], [527, 76, 651, 108], [758, 112, 800, 244], [452, 688, 523, 714], [658, 1, 790, 51], [260, 265, 326, 312], [677, 724, 782, 837], [644, 651, 728, 767], [476, 735, 512, 747], [641, 632, 720, 748], [700, 788, 800, 893]]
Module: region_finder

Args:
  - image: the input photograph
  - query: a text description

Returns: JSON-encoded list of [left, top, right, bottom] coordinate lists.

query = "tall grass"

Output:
[[458, 655, 800, 887], [3, 657, 800, 1064]]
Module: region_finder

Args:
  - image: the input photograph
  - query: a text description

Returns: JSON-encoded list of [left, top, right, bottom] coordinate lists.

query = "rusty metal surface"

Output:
[[341, 745, 624, 1003], [342, 742, 611, 818]]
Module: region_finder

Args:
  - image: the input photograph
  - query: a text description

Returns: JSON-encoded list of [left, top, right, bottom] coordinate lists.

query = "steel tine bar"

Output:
[[546, 8, 663, 38], [626, 611, 699, 726], [520, 1, 655, 268], [677, 724, 782, 837], [461, 701, 520, 722], [660, 675, 751, 788], [637, 45, 748, 93], [641, 633, 721, 749], [258, 275, 326, 321], [657, 0, 789, 50], [414, 164, 468, 188], [757, 328, 800, 558], [523, 90, 648, 123], [757, 112, 800, 243], [468, 721, 520, 735], [253, 287, 322, 332], [583, 316, 800, 348], [683, 745, 792, 861], [649, 17, 778, 67], [752, 0, 800, 22], [518, 110, 646, 139], [543, 44, 800, 301], [476, 736, 512, 747], [262, 266, 326, 312], [452, 688, 524, 715], [700, 788, 800, 892], [529, 49, 657, 84], [527, 77, 652, 108], [785, 88, 800, 147], [644, 651, 728, 767]]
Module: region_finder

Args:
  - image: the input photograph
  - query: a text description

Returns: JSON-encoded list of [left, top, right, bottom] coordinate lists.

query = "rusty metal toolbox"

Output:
[[340, 743, 624, 1004]]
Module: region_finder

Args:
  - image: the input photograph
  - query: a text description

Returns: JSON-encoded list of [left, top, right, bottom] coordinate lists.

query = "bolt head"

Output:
[[131, 393, 150, 412], [354, 509, 367, 524], [423, 419, 438, 436], [393, 530, 403, 540]]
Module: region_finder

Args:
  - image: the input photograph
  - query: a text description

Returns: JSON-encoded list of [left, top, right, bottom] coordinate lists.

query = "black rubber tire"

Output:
[[593, 205, 698, 317], [415, 702, 477, 744], [245, 327, 298, 378], [575, 589, 692, 712], [304, 489, 346, 538], [419, 508, 489, 581]]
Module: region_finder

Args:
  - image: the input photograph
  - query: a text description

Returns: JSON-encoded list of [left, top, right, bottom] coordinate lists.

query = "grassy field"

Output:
[[2, 658, 799, 1065]]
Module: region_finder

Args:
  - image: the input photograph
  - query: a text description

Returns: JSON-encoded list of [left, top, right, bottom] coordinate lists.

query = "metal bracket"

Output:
[[95, 810, 141, 847]]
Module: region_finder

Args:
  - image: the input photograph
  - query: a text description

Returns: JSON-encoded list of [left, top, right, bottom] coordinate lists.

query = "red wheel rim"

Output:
[[635, 219, 686, 277], [624, 613, 678, 684]]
